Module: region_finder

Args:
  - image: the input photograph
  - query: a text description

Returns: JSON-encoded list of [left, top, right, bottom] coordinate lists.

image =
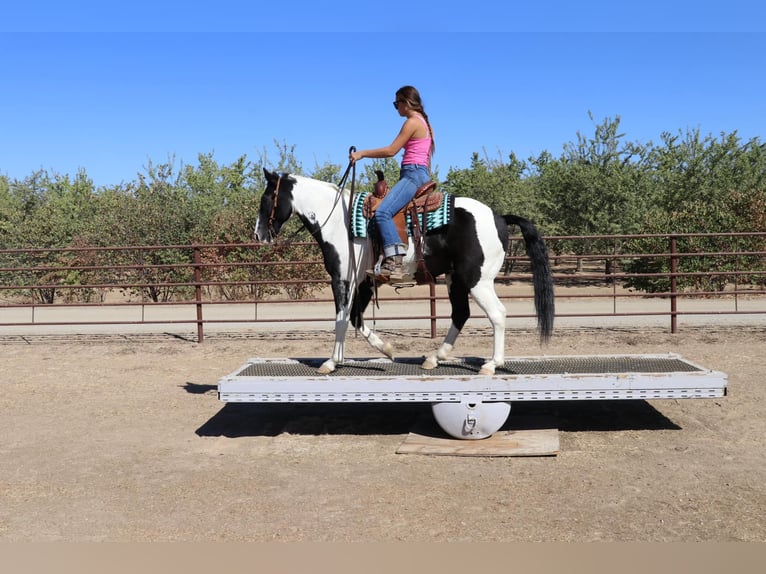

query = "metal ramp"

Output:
[[217, 353, 727, 439]]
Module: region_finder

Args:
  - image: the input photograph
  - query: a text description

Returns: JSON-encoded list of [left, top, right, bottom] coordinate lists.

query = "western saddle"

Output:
[[362, 171, 442, 284]]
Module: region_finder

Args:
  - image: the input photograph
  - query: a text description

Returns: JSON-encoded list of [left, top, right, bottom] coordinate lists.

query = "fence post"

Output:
[[193, 246, 204, 343], [670, 235, 678, 334]]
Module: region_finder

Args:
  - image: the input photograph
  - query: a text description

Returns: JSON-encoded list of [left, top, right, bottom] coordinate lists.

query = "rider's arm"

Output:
[[350, 118, 418, 162]]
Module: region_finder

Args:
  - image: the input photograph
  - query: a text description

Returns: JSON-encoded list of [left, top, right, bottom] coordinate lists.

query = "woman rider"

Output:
[[350, 85, 435, 282]]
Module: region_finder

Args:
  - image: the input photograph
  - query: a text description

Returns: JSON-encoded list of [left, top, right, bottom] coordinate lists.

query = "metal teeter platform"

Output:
[[217, 354, 727, 440]]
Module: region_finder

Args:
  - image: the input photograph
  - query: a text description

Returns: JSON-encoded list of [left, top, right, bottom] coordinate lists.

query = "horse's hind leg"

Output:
[[422, 278, 470, 370], [470, 280, 507, 375]]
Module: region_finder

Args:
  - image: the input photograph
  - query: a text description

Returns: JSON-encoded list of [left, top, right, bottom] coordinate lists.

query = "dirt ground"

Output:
[[1, 323, 765, 542]]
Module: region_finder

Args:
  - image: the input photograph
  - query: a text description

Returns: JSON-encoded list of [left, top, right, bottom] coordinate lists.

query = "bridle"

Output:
[[266, 174, 282, 240]]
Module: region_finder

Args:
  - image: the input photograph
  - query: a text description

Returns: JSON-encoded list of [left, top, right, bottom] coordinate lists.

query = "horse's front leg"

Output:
[[318, 251, 395, 373], [317, 295, 393, 374], [350, 279, 394, 360], [355, 324, 394, 359], [317, 274, 356, 374], [318, 314, 351, 374]]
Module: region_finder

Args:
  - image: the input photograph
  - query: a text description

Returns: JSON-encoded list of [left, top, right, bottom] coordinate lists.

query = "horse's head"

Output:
[[254, 168, 296, 243]]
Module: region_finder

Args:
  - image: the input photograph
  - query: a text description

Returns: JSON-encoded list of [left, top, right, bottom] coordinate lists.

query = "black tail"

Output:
[[504, 215, 555, 343]]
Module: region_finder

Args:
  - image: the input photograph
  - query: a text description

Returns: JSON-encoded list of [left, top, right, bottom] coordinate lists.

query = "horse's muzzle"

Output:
[[254, 220, 270, 243], [254, 227, 274, 244]]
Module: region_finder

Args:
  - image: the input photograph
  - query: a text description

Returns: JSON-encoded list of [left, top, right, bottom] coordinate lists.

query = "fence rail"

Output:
[[1, 232, 764, 341]]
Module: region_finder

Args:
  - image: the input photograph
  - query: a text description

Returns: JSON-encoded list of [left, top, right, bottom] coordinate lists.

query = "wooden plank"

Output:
[[396, 427, 559, 457]]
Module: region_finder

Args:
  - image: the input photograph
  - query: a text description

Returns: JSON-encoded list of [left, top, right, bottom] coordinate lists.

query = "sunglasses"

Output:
[[393, 99, 405, 109]]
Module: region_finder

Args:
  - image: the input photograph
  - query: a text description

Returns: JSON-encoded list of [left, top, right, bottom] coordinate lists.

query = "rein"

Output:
[[340, 147, 381, 326], [262, 147, 383, 333]]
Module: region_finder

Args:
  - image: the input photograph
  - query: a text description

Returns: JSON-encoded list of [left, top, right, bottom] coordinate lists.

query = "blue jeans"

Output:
[[373, 164, 431, 257]]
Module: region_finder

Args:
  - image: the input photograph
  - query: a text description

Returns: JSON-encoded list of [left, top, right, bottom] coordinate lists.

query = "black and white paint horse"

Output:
[[255, 168, 554, 375]]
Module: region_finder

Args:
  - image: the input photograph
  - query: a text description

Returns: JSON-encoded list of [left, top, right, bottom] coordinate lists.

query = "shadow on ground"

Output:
[[191, 385, 681, 438]]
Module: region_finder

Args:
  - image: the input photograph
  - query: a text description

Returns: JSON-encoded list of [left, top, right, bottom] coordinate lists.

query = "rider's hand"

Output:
[[350, 151, 363, 163]]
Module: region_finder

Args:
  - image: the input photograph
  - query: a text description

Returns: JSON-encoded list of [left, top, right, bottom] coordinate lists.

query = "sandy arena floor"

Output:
[[1, 324, 765, 541]]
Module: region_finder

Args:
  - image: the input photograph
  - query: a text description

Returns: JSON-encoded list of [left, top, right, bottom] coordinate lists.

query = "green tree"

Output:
[[0, 174, 22, 247], [532, 114, 651, 237], [355, 157, 401, 195], [180, 152, 260, 243], [2, 169, 98, 302], [443, 150, 538, 219], [257, 139, 304, 175], [623, 131, 766, 293], [310, 161, 343, 186]]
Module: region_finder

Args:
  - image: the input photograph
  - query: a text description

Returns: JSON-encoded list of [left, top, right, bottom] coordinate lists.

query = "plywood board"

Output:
[[396, 426, 559, 457]]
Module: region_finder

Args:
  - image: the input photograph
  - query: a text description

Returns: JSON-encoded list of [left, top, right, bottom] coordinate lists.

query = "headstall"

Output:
[[267, 175, 281, 239]]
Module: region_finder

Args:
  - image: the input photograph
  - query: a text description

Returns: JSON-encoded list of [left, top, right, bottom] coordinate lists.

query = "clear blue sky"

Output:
[[1, 2, 764, 188]]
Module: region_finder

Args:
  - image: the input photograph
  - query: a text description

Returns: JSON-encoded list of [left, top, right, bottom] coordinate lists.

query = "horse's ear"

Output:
[[263, 167, 280, 182]]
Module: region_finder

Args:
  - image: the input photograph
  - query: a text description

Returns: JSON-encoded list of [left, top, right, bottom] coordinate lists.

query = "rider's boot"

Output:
[[367, 254, 413, 283], [380, 255, 409, 282]]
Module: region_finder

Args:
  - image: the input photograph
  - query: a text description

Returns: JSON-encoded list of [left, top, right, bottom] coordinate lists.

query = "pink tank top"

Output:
[[401, 115, 432, 167]]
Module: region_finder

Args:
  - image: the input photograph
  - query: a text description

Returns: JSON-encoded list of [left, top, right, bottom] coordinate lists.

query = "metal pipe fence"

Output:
[[1, 232, 764, 341]]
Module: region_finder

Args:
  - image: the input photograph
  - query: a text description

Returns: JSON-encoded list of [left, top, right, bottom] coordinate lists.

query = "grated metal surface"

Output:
[[235, 355, 703, 378], [219, 354, 727, 404]]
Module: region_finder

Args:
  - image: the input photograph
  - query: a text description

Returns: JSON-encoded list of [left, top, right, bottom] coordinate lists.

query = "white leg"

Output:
[[422, 276, 458, 370], [470, 281, 507, 375], [320, 287, 395, 373], [349, 240, 395, 359], [319, 239, 380, 374], [317, 358, 336, 375], [357, 324, 394, 359], [422, 324, 460, 369], [318, 316, 350, 374]]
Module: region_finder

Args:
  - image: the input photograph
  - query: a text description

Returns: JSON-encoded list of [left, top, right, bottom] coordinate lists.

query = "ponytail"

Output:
[[396, 85, 436, 158]]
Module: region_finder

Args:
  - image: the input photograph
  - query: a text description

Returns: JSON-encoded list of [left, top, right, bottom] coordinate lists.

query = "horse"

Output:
[[254, 168, 554, 375]]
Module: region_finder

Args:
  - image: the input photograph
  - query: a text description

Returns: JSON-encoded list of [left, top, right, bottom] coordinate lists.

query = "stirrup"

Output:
[[366, 256, 413, 284], [382, 256, 413, 283]]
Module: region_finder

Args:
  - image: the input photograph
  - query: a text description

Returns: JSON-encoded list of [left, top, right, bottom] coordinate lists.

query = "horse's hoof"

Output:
[[421, 355, 438, 370], [317, 360, 336, 374], [479, 362, 496, 376], [382, 342, 394, 359]]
